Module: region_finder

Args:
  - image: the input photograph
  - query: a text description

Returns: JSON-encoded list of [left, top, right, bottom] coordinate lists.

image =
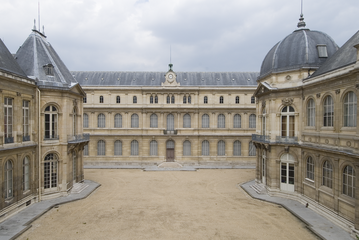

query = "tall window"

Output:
[[217, 140, 225, 156], [323, 95, 334, 127], [114, 140, 122, 155], [262, 109, 266, 135], [251, 96, 255, 104], [5, 160, 13, 198], [23, 100, 30, 141], [150, 96, 154, 104], [233, 114, 241, 128], [99, 96, 104, 103], [343, 165, 355, 198], [131, 114, 139, 128], [133, 96, 137, 103], [307, 99, 315, 126], [72, 151, 77, 182], [249, 114, 256, 128], [183, 114, 191, 128], [23, 156, 30, 191], [322, 160, 333, 188], [219, 96, 224, 104], [83, 97, 87, 103], [97, 140, 106, 155], [72, 108, 77, 136], [306, 156, 314, 180], [155, 95, 158, 103], [150, 114, 158, 128], [167, 114, 174, 130], [83, 113, 89, 128], [202, 114, 209, 128], [114, 114, 122, 128], [167, 96, 170, 104], [44, 153, 58, 189], [344, 91, 357, 127], [183, 140, 191, 156], [281, 106, 295, 137], [84, 145, 89, 156], [183, 96, 187, 104], [171, 95, 175, 104], [116, 96, 121, 103], [202, 140, 209, 156], [218, 114, 225, 128], [150, 140, 158, 156], [235, 96, 239, 104], [188, 96, 191, 104], [131, 140, 139, 155], [98, 113, 106, 128], [204, 96, 208, 104], [4, 98, 13, 143], [233, 140, 241, 156], [44, 105, 58, 139], [248, 141, 256, 156]]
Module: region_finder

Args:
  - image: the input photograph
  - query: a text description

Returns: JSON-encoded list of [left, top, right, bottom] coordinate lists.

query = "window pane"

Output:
[[202, 140, 209, 156], [150, 114, 158, 128], [202, 114, 209, 128], [183, 114, 191, 128], [233, 114, 241, 128]]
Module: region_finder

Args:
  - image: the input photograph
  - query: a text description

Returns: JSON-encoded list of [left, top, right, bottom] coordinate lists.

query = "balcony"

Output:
[[163, 130, 177, 135], [67, 134, 90, 143], [276, 136, 298, 144], [252, 134, 270, 143], [4, 137, 14, 144], [23, 135, 30, 142]]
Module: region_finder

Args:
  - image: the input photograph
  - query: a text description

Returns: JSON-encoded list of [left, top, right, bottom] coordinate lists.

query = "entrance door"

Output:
[[166, 140, 175, 162], [280, 153, 295, 192], [262, 150, 266, 184]]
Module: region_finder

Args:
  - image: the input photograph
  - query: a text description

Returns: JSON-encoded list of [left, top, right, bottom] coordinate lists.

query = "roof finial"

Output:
[[42, 25, 45, 35], [297, 0, 306, 28], [33, 19, 37, 30]]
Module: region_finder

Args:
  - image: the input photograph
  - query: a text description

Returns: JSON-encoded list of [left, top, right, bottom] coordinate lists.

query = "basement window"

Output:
[[317, 45, 328, 58], [43, 64, 54, 76]]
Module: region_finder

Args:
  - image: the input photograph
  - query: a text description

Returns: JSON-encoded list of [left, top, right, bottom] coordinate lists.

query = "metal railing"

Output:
[[276, 136, 298, 144], [252, 134, 270, 143], [163, 130, 177, 135], [23, 135, 30, 142], [67, 133, 90, 143], [4, 137, 14, 144]]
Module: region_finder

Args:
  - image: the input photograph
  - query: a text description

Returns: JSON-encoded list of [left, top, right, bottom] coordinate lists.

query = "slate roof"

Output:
[[259, 28, 338, 80], [310, 30, 359, 78], [15, 30, 78, 89], [72, 71, 259, 87], [0, 39, 27, 78]]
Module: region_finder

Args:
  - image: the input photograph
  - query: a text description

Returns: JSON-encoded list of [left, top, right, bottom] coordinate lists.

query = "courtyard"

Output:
[[18, 169, 318, 240]]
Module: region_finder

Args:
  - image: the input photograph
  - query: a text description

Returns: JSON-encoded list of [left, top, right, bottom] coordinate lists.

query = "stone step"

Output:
[[71, 182, 89, 194], [250, 183, 266, 194]]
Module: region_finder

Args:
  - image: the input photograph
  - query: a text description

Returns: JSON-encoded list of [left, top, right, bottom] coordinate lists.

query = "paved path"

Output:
[[0, 180, 100, 240], [241, 180, 354, 240]]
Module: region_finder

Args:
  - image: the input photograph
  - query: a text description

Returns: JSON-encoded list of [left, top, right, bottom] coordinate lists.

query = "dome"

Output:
[[259, 18, 338, 79]]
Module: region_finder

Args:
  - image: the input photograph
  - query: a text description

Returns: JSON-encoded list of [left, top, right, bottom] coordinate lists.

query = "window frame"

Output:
[[343, 91, 357, 127], [98, 113, 106, 128]]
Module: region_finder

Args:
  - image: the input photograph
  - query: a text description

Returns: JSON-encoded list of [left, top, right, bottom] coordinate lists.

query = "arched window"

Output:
[[262, 109, 266, 135], [44, 153, 58, 189], [167, 95, 170, 104], [114, 114, 122, 128], [99, 96, 104, 103], [150, 114, 158, 128], [44, 105, 58, 139], [248, 141, 256, 156], [204, 96, 208, 104], [183, 114, 191, 128], [307, 99, 315, 126], [23, 100, 30, 141], [233, 141, 241, 156], [183, 96, 187, 104], [114, 140, 122, 156], [155, 95, 158, 103], [167, 114, 174, 131], [83, 113, 89, 128], [183, 140, 191, 156], [344, 91, 357, 127], [306, 156, 314, 180], [218, 114, 225, 128], [131, 114, 139, 128], [23, 156, 30, 191], [217, 140, 225, 156], [133, 96, 137, 103], [116, 96, 120, 103], [322, 160, 333, 188], [5, 160, 13, 198], [235, 96, 239, 104], [202, 140, 209, 156], [72, 108, 77, 136], [98, 113, 106, 128], [343, 165, 355, 198], [171, 95, 175, 104], [97, 140, 106, 155], [188, 96, 191, 104], [150, 96, 154, 104], [150, 140, 158, 156], [131, 140, 139, 155], [281, 106, 295, 137], [323, 96, 334, 127], [84, 145, 89, 156], [249, 114, 256, 128], [233, 114, 241, 128], [202, 114, 209, 128], [219, 96, 224, 104]]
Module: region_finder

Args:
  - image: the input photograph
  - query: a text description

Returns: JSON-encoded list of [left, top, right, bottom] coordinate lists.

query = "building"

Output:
[[0, 27, 88, 221], [252, 15, 359, 234]]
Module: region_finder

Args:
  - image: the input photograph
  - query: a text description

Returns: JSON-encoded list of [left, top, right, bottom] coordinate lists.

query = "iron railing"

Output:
[[252, 134, 270, 143], [67, 133, 90, 143]]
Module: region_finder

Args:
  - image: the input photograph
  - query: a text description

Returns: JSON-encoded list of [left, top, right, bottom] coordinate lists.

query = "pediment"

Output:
[[253, 82, 277, 97]]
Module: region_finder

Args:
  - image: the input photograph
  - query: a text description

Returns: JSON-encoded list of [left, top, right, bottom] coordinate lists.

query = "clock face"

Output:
[[168, 74, 174, 82], [168, 74, 173, 79]]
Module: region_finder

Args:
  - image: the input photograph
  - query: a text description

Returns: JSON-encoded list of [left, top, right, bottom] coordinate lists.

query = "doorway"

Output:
[[280, 153, 295, 192], [166, 140, 175, 162]]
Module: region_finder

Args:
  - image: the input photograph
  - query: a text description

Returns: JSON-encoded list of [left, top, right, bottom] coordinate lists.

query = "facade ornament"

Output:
[[261, 100, 266, 108], [73, 99, 77, 106], [316, 93, 321, 98], [285, 75, 291, 80], [17, 92, 21, 96], [335, 89, 341, 94], [282, 98, 293, 106], [356, 84, 359, 89], [284, 146, 289, 153]]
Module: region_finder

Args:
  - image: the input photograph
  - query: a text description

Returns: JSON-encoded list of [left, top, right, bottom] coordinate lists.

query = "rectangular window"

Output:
[[317, 45, 328, 58], [23, 100, 30, 141], [4, 98, 13, 143]]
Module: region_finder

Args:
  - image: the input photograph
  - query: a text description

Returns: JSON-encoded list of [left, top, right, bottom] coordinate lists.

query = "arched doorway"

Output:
[[166, 140, 175, 162], [280, 153, 295, 192]]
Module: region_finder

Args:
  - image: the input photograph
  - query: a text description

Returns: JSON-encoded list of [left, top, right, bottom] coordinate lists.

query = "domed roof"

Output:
[[259, 16, 338, 79]]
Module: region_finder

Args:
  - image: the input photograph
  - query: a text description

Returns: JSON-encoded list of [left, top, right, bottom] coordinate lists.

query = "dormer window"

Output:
[[43, 64, 54, 76], [317, 44, 328, 58]]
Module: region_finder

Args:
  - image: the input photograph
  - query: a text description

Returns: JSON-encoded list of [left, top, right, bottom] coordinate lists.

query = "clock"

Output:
[[168, 73, 174, 82]]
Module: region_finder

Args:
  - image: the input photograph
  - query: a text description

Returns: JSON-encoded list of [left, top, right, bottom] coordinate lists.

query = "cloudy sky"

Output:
[[1, 0, 358, 72]]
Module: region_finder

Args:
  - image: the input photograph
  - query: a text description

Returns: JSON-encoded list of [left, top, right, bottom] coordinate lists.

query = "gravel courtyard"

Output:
[[18, 169, 318, 240]]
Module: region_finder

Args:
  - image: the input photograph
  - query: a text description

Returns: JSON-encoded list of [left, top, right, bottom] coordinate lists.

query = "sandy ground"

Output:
[[18, 169, 318, 240]]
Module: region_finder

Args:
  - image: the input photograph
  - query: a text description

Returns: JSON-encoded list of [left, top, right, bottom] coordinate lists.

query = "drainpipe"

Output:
[[37, 88, 41, 202]]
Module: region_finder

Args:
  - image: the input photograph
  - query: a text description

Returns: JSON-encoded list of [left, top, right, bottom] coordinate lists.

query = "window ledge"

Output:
[[318, 186, 334, 197], [339, 195, 355, 207], [304, 178, 315, 183]]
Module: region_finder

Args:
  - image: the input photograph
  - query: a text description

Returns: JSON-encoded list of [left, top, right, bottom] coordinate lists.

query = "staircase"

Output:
[[71, 182, 89, 194], [250, 183, 267, 194]]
